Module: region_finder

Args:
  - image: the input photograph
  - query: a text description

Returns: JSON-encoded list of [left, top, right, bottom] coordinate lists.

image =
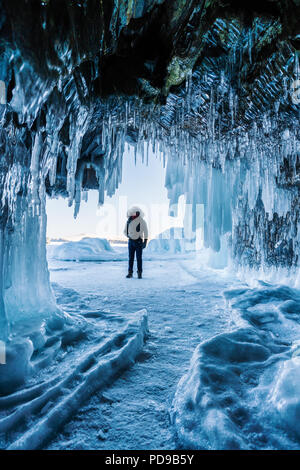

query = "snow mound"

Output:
[[172, 283, 300, 450], [224, 282, 300, 330], [48, 237, 115, 261], [172, 328, 275, 450]]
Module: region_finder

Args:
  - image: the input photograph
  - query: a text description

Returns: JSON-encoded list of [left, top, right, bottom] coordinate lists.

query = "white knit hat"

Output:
[[127, 206, 144, 217]]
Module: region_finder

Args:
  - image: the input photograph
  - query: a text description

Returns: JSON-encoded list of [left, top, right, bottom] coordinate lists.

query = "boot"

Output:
[[126, 272, 133, 278], [137, 271, 142, 279]]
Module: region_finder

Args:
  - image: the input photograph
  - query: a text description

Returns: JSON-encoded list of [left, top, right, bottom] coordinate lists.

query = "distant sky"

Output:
[[47, 145, 185, 240]]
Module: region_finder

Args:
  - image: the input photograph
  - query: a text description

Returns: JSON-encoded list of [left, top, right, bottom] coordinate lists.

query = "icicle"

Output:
[[209, 87, 215, 141], [29, 132, 42, 216], [248, 29, 252, 65], [229, 88, 234, 127], [294, 51, 300, 81]]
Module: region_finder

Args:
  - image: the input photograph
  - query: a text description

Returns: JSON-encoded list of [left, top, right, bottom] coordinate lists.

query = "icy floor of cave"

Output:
[[45, 246, 300, 450], [44, 248, 234, 450], [2, 246, 300, 450]]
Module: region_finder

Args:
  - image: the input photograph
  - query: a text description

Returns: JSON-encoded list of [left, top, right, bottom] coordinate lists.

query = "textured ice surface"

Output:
[[270, 356, 300, 439], [45, 252, 236, 450], [0, 281, 148, 449], [172, 282, 300, 449], [2, 250, 300, 450]]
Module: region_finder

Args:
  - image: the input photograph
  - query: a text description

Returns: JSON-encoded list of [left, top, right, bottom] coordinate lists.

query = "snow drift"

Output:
[[48, 237, 117, 261]]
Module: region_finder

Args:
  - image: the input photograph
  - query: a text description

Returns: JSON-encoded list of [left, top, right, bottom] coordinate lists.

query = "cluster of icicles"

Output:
[[1, 16, 299, 231]]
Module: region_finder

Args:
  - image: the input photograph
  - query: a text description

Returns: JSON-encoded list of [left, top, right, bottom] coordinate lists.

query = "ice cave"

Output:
[[0, 0, 300, 452]]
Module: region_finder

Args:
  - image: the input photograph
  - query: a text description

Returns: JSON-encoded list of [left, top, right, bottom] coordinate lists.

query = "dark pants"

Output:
[[128, 238, 143, 273]]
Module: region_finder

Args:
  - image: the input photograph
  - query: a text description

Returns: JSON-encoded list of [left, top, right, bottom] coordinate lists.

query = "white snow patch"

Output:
[[47, 237, 126, 261]]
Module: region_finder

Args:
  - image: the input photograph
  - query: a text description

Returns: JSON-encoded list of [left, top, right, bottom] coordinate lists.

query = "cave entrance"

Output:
[[46, 144, 199, 263]]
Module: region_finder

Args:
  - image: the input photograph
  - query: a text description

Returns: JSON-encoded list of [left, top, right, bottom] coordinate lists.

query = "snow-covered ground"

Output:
[[1, 242, 300, 450], [44, 248, 235, 450]]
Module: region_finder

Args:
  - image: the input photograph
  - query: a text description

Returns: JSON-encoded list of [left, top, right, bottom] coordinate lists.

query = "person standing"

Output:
[[124, 206, 148, 279]]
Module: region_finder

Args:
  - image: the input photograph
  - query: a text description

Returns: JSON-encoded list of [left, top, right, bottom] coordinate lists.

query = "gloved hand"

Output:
[[142, 239, 147, 249]]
